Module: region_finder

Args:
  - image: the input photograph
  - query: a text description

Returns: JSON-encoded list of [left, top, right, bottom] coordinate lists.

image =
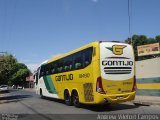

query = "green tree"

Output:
[[125, 34, 160, 61], [0, 54, 17, 85], [0, 53, 30, 86], [125, 35, 148, 60], [9, 63, 30, 87], [146, 38, 156, 44], [155, 35, 160, 43]]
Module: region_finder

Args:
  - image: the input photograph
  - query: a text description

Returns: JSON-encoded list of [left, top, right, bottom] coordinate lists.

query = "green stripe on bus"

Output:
[[43, 76, 52, 93], [43, 76, 57, 94], [136, 89, 160, 96], [46, 75, 57, 94], [136, 77, 160, 84]]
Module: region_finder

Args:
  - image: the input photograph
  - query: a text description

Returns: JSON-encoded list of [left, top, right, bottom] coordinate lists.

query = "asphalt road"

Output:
[[0, 89, 160, 120]]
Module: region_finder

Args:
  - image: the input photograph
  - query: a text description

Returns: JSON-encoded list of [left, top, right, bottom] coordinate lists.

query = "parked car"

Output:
[[0, 85, 9, 92], [17, 86, 23, 89]]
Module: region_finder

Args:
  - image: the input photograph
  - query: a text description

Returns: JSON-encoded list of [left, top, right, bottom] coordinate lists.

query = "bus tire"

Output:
[[72, 91, 80, 108], [40, 89, 44, 98], [64, 90, 72, 106]]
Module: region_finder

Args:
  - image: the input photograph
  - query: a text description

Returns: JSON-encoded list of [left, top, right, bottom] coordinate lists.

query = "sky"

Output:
[[0, 0, 160, 72]]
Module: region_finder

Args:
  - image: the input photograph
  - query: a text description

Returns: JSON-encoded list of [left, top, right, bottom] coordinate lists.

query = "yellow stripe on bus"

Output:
[[137, 83, 160, 90]]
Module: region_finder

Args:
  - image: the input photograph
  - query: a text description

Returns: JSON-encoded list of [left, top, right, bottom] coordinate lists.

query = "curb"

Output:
[[132, 100, 160, 106], [133, 95, 160, 106], [23, 88, 35, 92]]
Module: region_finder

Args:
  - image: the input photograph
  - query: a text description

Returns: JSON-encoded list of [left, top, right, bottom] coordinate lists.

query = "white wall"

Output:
[[136, 57, 160, 79]]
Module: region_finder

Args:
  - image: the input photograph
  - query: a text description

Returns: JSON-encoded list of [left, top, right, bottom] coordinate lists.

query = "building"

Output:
[[26, 73, 34, 88]]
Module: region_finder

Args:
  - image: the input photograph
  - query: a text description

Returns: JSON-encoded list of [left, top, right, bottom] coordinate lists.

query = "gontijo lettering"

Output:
[[55, 74, 73, 81], [102, 60, 133, 66]]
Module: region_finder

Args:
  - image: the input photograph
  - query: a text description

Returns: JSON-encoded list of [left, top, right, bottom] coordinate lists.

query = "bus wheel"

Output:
[[40, 89, 44, 98], [64, 90, 72, 106], [72, 91, 80, 108]]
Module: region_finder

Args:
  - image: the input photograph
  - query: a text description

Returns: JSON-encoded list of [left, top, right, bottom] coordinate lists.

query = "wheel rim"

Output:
[[65, 92, 70, 102], [74, 96, 78, 104], [64, 91, 72, 105], [73, 92, 79, 106]]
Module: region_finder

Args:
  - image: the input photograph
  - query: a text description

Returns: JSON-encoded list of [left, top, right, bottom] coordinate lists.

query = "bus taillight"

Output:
[[132, 76, 137, 92], [96, 77, 106, 94]]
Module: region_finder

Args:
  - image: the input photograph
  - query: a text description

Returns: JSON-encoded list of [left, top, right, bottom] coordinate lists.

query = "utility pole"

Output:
[[128, 0, 132, 45]]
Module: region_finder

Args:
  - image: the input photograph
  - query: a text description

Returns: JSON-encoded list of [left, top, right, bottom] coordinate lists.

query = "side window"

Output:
[[46, 64, 50, 75], [39, 47, 93, 75], [68, 56, 73, 70], [57, 60, 63, 73], [63, 56, 73, 72], [83, 47, 93, 67], [40, 64, 51, 76], [74, 52, 83, 69], [50, 62, 56, 74], [40, 65, 45, 77]]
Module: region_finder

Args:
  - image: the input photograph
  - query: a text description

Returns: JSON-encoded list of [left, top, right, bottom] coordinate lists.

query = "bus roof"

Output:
[[47, 41, 98, 63], [42, 41, 129, 64]]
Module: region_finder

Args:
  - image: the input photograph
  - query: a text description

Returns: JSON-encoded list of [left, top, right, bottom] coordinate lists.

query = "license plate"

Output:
[[116, 96, 124, 99]]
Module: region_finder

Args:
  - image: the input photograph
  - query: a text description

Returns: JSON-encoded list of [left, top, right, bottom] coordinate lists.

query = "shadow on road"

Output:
[[0, 95, 32, 103], [42, 97, 139, 112], [80, 103, 139, 112], [42, 96, 65, 104]]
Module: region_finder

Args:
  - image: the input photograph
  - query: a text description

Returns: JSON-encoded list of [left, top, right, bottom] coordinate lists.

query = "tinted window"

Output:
[[83, 47, 93, 67], [40, 47, 93, 76], [74, 52, 83, 69], [63, 56, 73, 72]]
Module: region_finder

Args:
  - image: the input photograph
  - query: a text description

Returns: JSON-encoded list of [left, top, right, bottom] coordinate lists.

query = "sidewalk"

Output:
[[23, 88, 36, 92], [133, 95, 160, 106]]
